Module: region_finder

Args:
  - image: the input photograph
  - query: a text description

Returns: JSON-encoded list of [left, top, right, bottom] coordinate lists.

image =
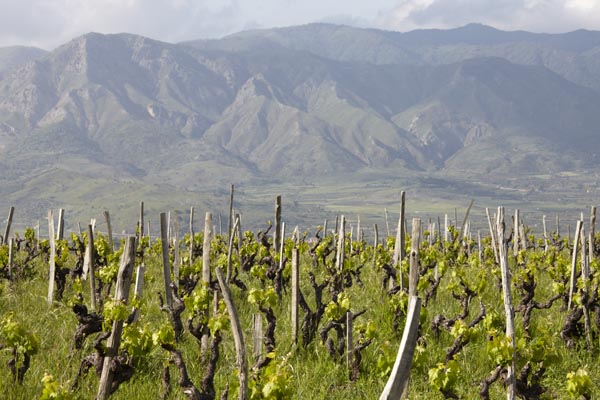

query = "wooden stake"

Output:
[[253, 314, 263, 362], [590, 206, 596, 262], [189, 207, 195, 267], [215, 267, 248, 400], [379, 296, 421, 400], [8, 237, 13, 282], [47, 210, 56, 306], [87, 224, 97, 311], [203, 212, 212, 284], [336, 215, 346, 271], [568, 220, 583, 310], [291, 247, 299, 344], [173, 210, 180, 291], [393, 192, 406, 288], [227, 217, 240, 283], [497, 207, 516, 400], [409, 218, 420, 297], [486, 208, 499, 263], [56, 208, 65, 241], [3, 206, 14, 245], [228, 184, 234, 243], [160, 212, 173, 310], [97, 237, 136, 400], [542, 215, 549, 253], [346, 311, 353, 369], [274, 195, 282, 252], [103, 210, 114, 253]]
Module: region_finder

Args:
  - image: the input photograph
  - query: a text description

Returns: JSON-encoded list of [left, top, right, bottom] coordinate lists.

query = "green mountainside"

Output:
[[1, 24, 600, 231]]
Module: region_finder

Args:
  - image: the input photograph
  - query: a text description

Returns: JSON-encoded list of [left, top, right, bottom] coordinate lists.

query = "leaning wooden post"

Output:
[[103, 211, 114, 253], [409, 218, 421, 297], [497, 206, 516, 400], [379, 296, 421, 400], [568, 220, 583, 310], [226, 216, 240, 283], [393, 192, 406, 289], [486, 208, 499, 263], [3, 206, 14, 245], [87, 224, 97, 311], [291, 247, 299, 344], [215, 267, 248, 400], [160, 213, 173, 310], [274, 195, 282, 252], [458, 199, 474, 241], [56, 208, 65, 241], [97, 237, 136, 400], [131, 263, 145, 323], [336, 215, 346, 271], [47, 210, 56, 306]]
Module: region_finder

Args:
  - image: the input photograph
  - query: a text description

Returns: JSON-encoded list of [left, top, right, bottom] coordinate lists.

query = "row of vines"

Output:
[[0, 200, 598, 399]]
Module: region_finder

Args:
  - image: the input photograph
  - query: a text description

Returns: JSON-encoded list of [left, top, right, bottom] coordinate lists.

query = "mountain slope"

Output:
[[2, 25, 600, 226]]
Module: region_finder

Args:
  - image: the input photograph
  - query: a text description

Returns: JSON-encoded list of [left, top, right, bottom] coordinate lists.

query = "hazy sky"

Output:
[[2, 0, 600, 49]]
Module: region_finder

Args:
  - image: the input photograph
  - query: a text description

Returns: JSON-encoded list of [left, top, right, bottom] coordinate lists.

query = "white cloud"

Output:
[[1, 0, 600, 49], [376, 0, 600, 33]]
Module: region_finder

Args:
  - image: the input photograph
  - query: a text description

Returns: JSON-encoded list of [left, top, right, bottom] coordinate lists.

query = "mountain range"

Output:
[[1, 23, 600, 231]]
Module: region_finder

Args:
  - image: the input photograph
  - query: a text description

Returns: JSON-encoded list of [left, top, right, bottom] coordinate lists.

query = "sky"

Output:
[[1, 0, 600, 50]]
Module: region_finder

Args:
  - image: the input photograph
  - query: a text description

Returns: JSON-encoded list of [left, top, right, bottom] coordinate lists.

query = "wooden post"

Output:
[[346, 311, 353, 369], [513, 209, 519, 257], [97, 237, 136, 400], [486, 208, 499, 263], [458, 199, 474, 241], [203, 212, 212, 284], [291, 247, 299, 344], [56, 208, 65, 241], [274, 195, 282, 252], [173, 210, 180, 291], [336, 215, 346, 271], [568, 220, 583, 310], [8, 238, 14, 281], [323, 219, 328, 238], [393, 192, 406, 288], [590, 206, 596, 261], [379, 296, 422, 400], [496, 207, 516, 400], [215, 267, 248, 400], [139, 201, 144, 241], [357, 215, 362, 242], [160, 213, 173, 310], [103, 211, 114, 253], [409, 218, 420, 297], [47, 210, 56, 306], [131, 264, 145, 323], [373, 224, 379, 268], [87, 224, 97, 311], [384, 208, 390, 238], [227, 216, 240, 283], [166, 211, 172, 244], [189, 207, 195, 267], [443, 214, 449, 242], [236, 213, 242, 256], [542, 215, 549, 253], [228, 184, 235, 243], [253, 313, 263, 362], [3, 206, 14, 245]]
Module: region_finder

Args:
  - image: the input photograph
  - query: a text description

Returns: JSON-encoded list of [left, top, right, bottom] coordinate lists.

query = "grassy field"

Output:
[[0, 206, 599, 399]]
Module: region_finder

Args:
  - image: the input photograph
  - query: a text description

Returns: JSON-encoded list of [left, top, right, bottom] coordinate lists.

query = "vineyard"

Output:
[[0, 194, 599, 399]]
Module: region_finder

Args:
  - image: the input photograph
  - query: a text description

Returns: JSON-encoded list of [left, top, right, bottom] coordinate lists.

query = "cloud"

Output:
[[375, 0, 600, 33], [0, 0, 244, 49]]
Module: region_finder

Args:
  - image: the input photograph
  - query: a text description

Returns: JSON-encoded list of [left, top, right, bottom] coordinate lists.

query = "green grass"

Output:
[[1, 222, 599, 399]]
